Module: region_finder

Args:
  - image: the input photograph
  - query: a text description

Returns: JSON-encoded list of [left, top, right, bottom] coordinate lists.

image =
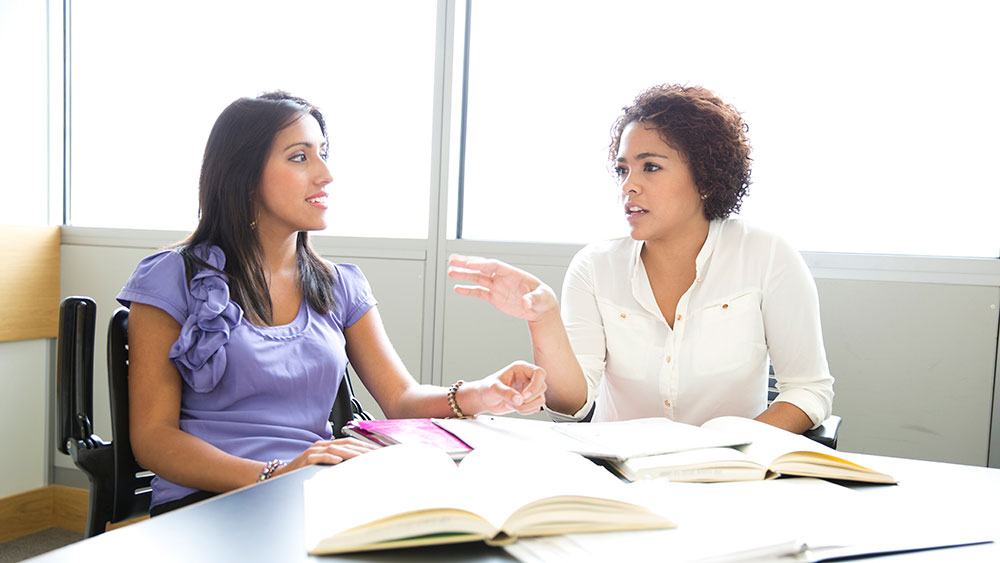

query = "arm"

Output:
[[757, 237, 835, 432], [344, 306, 546, 418], [754, 401, 813, 434], [447, 254, 589, 415], [128, 303, 370, 489]]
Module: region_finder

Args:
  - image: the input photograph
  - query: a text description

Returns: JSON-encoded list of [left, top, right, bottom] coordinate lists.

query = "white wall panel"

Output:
[[0, 339, 49, 496]]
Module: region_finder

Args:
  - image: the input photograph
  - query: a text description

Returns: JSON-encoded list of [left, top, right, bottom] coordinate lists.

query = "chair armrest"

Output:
[[804, 415, 842, 450]]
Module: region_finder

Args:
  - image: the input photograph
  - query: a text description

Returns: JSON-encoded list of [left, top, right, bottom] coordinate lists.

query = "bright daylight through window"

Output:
[[460, 0, 1000, 257], [70, 0, 436, 238]]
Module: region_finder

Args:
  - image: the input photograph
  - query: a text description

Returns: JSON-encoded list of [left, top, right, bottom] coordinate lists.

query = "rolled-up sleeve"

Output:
[[762, 236, 835, 427]]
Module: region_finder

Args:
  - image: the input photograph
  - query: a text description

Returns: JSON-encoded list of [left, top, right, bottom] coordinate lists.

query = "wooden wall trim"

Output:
[[0, 225, 60, 342], [0, 485, 146, 543]]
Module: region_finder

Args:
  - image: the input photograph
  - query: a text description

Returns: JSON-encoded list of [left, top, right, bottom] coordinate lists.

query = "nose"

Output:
[[619, 171, 638, 194], [315, 158, 333, 186]]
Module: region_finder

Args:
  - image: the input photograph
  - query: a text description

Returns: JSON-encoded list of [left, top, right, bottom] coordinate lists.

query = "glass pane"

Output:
[[71, 0, 436, 238], [461, 0, 1000, 257]]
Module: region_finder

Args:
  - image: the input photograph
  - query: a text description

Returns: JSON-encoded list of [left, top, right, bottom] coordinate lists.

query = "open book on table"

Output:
[[434, 415, 753, 462], [344, 418, 472, 460], [302, 443, 674, 554], [607, 416, 896, 484]]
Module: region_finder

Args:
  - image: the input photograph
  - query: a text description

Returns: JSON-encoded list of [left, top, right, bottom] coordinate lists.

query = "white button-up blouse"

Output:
[[547, 218, 834, 427]]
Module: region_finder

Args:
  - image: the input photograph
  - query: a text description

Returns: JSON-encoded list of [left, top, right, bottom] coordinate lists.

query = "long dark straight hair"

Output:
[[178, 91, 335, 325]]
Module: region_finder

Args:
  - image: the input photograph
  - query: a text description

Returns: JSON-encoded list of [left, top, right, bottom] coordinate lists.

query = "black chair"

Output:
[[58, 296, 371, 537]]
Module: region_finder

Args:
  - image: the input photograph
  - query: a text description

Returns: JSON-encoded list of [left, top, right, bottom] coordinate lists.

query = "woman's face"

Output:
[[255, 114, 332, 236], [614, 121, 706, 243]]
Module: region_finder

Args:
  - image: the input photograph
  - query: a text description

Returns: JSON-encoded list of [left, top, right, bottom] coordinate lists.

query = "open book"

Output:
[[608, 416, 896, 484], [434, 415, 752, 461], [302, 443, 674, 554]]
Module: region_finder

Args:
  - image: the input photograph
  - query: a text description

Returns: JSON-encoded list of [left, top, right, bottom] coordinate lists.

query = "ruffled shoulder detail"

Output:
[[168, 245, 243, 392]]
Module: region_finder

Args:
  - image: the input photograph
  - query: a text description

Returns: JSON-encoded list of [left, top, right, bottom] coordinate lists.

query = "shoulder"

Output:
[[570, 237, 636, 271], [715, 218, 799, 261], [323, 262, 377, 326], [325, 262, 369, 291], [116, 244, 227, 325]]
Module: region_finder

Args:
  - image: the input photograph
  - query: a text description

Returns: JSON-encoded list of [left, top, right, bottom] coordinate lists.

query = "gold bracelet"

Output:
[[447, 380, 467, 418]]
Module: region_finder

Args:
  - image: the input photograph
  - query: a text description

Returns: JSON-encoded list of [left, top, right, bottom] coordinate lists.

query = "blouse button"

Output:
[[676, 314, 682, 321], [620, 313, 627, 319], [665, 355, 672, 363], [722, 304, 729, 309], [664, 399, 672, 407]]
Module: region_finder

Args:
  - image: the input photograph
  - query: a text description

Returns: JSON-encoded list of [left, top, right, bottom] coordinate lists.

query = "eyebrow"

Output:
[[617, 152, 670, 162], [282, 141, 328, 152]]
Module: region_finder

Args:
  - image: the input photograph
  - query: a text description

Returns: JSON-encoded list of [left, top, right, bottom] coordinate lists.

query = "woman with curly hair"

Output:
[[449, 84, 833, 433]]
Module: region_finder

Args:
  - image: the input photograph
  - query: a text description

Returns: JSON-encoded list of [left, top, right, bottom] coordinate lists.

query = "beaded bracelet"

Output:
[[258, 459, 286, 482], [447, 380, 467, 419]]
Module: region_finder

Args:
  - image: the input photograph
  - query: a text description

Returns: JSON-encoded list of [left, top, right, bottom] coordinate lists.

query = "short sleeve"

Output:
[[329, 263, 377, 328], [117, 245, 243, 393], [116, 249, 191, 325]]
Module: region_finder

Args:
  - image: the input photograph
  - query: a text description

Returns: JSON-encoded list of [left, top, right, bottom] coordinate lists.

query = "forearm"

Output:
[[527, 309, 588, 416], [383, 383, 459, 419], [754, 401, 813, 434], [133, 425, 264, 493]]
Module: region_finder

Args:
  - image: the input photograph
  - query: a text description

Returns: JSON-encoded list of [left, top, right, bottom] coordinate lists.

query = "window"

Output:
[[459, 0, 1000, 257], [70, 0, 437, 238]]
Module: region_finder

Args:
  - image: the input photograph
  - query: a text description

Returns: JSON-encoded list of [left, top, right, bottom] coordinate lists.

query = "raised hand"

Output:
[[447, 254, 558, 322]]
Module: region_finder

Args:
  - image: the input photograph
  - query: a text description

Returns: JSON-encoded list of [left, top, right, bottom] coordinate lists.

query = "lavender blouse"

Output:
[[116, 245, 376, 508]]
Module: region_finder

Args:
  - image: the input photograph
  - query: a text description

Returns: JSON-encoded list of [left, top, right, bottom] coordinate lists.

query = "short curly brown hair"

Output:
[[609, 84, 752, 220]]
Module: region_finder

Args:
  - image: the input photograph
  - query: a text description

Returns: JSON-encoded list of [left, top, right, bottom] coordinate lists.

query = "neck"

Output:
[[256, 226, 299, 277], [641, 218, 711, 265]]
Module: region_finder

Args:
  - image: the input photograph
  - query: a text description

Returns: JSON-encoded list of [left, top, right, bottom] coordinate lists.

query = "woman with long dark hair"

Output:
[[119, 91, 546, 515]]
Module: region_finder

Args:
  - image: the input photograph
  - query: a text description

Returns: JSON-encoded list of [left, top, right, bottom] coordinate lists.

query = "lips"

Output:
[[306, 192, 328, 209], [625, 203, 648, 219]]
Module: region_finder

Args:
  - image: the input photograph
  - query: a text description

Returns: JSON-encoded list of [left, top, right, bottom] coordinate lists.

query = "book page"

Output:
[[452, 444, 673, 536], [615, 447, 767, 482], [508, 478, 851, 562], [433, 416, 590, 452], [701, 416, 835, 466], [552, 417, 754, 460], [303, 444, 495, 552], [700, 417, 894, 482]]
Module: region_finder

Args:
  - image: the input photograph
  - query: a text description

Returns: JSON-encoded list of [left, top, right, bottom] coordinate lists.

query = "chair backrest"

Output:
[[107, 307, 153, 523], [57, 297, 99, 454], [57, 296, 114, 537], [330, 368, 373, 438]]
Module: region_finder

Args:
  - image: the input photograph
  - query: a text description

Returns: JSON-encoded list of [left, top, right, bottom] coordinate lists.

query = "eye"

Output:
[[289, 153, 306, 163], [613, 165, 628, 179], [320, 151, 329, 162], [643, 162, 661, 172]]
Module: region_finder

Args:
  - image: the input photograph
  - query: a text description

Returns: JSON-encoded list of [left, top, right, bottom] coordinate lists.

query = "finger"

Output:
[[487, 379, 524, 407], [517, 393, 546, 414], [452, 285, 491, 300], [331, 437, 375, 449], [328, 446, 368, 459], [447, 265, 483, 281], [306, 452, 345, 466], [520, 368, 547, 400]]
